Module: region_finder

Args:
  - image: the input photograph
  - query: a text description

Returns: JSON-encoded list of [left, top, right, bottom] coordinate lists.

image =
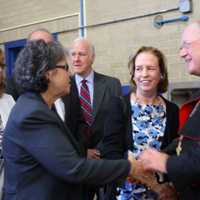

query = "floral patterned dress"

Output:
[[118, 100, 166, 200]]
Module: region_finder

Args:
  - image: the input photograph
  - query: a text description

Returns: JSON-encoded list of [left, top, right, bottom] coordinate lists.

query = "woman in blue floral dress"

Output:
[[102, 46, 179, 200]]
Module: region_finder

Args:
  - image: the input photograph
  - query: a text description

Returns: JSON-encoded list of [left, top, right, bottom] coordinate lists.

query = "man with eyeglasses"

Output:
[[179, 23, 200, 75], [139, 21, 200, 200]]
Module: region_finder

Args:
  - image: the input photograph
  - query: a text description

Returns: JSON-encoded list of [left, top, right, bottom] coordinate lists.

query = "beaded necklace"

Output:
[[131, 92, 163, 106]]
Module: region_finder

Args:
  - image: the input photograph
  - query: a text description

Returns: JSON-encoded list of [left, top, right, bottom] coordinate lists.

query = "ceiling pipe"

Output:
[[79, 0, 86, 37], [0, 13, 79, 33]]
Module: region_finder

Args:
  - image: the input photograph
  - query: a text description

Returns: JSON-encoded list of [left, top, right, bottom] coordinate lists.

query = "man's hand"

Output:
[[139, 148, 169, 173], [128, 151, 178, 199], [87, 149, 101, 159]]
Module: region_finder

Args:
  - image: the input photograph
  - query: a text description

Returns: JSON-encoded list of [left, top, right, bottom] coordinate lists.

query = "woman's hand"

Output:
[[127, 150, 145, 183]]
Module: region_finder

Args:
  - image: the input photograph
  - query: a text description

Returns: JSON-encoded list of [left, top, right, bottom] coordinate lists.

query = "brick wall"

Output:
[[0, 0, 79, 43], [84, 0, 200, 85], [0, 0, 200, 86]]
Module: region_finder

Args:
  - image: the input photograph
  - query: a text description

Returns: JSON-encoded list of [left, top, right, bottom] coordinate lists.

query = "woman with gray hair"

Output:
[[2, 40, 137, 200]]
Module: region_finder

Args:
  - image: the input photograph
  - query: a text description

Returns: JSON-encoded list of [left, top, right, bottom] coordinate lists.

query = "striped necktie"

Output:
[[80, 79, 93, 126]]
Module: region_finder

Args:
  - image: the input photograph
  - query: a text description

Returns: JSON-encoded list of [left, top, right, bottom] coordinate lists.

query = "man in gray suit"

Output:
[[69, 38, 122, 199]]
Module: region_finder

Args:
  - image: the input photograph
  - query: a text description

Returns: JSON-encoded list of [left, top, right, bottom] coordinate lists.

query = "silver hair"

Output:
[[72, 37, 95, 56]]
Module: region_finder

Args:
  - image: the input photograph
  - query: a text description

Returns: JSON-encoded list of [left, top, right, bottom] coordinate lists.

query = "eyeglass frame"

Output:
[[180, 38, 200, 50], [55, 63, 69, 71]]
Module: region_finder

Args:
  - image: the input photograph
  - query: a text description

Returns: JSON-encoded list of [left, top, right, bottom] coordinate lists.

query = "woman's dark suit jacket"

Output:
[[3, 92, 130, 200], [103, 93, 179, 159]]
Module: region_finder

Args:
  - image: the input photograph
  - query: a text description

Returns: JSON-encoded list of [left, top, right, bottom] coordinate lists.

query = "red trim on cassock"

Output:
[[179, 98, 200, 130]]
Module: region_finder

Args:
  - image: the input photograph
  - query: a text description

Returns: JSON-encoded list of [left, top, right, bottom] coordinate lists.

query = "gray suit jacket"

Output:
[[73, 72, 122, 150], [91, 72, 122, 149]]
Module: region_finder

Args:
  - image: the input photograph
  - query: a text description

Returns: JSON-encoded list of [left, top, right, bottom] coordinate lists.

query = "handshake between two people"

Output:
[[127, 149, 177, 200]]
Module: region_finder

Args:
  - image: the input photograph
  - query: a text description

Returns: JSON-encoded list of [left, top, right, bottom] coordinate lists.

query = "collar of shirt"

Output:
[[75, 70, 94, 106]]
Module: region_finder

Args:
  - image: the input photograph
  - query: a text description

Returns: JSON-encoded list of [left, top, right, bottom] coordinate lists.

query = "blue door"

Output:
[[122, 84, 130, 95], [4, 33, 58, 78], [4, 39, 26, 78]]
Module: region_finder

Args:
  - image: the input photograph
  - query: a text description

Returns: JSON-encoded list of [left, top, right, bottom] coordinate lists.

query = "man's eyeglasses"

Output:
[[55, 63, 69, 71], [180, 39, 200, 50]]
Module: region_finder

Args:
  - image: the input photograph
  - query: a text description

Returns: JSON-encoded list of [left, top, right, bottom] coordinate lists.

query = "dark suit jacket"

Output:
[[166, 97, 200, 199], [102, 93, 179, 159], [3, 92, 130, 200], [62, 78, 87, 145], [72, 72, 122, 150], [6, 76, 87, 145]]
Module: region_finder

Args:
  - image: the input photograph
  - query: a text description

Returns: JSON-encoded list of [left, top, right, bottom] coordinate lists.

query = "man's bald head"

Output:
[[180, 21, 200, 76], [28, 28, 54, 43]]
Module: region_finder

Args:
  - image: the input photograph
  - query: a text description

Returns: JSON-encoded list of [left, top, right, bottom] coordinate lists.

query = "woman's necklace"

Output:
[[132, 93, 163, 105]]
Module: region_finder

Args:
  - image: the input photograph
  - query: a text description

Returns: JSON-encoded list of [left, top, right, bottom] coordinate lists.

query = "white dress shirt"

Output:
[[0, 93, 15, 129], [0, 93, 15, 150], [54, 98, 65, 122]]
